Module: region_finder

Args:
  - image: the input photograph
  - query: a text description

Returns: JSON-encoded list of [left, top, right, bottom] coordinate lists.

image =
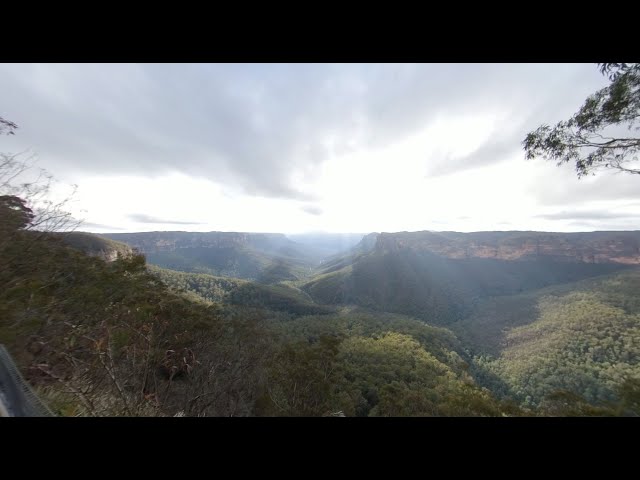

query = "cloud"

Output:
[[530, 165, 640, 207], [536, 210, 640, 221], [302, 205, 323, 216], [80, 221, 125, 230], [429, 142, 521, 177], [128, 213, 204, 225], [5, 63, 636, 234], [0, 63, 610, 201], [566, 220, 640, 231], [426, 67, 611, 177]]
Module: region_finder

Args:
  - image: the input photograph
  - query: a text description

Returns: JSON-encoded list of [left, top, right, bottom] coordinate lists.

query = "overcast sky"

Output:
[[1, 63, 638, 234]]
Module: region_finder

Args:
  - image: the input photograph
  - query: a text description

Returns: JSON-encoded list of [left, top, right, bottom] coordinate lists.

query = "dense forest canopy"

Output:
[[4, 208, 638, 415]]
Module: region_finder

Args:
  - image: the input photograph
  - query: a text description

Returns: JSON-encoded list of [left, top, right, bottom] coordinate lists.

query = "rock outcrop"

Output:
[[103, 231, 297, 256], [58, 232, 134, 262], [373, 231, 640, 265]]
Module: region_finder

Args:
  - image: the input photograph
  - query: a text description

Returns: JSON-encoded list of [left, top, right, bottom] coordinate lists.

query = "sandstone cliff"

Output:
[[372, 231, 640, 265]]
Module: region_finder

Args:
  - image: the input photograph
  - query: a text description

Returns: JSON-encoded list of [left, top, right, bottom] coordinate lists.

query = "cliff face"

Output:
[[374, 231, 640, 265], [358, 232, 380, 253], [59, 232, 134, 262], [99, 231, 316, 281], [103, 232, 294, 255]]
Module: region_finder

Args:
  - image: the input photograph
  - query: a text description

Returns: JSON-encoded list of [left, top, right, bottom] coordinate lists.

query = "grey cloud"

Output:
[[531, 167, 640, 207], [566, 220, 640, 231], [429, 142, 521, 177], [0, 63, 610, 200], [426, 66, 610, 177], [128, 213, 204, 225], [80, 221, 125, 230], [536, 210, 640, 221], [302, 205, 323, 216]]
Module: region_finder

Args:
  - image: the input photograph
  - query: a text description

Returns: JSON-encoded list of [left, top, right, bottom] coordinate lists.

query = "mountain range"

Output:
[[3, 227, 637, 416]]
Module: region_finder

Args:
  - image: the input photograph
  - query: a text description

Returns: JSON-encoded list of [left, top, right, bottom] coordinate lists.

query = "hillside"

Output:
[[460, 269, 640, 410], [0, 221, 509, 416], [57, 231, 134, 261], [302, 234, 633, 324], [261, 308, 510, 417], [103, 231, 319, 282], [314, 232, 378, 276], [5, 62, 640, 419], [148, 265, 335, 316], [148, 228, 640, 414], [0, 228, 250, 416], [3, 216, 639, 416], [373, 230, 640, 264]]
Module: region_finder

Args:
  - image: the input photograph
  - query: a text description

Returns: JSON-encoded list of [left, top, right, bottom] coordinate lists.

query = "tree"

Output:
[[1, 117, 80, 235], [0, 195, 34, 233], [0, 116, 18, 136], [1, 118, 81, 312], [523, 63, 640, 177]]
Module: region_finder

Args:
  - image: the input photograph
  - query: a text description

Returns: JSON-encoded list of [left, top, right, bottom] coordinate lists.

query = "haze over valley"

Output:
[[1, 63, 639, 416]]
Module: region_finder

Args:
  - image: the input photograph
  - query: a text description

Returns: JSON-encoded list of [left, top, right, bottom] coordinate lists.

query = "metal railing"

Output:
[[0, 345, 54, 417]]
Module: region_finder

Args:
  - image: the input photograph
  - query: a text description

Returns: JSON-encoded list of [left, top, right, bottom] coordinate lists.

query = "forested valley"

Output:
[[2, 212, 638, 416], [2, 63, 639, 417]]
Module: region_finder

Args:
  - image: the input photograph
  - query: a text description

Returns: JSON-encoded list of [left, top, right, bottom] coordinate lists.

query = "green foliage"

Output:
[[265, 308, 461, 365], [228, 283, 335, 316], [148, 265, 247, 303], [105, 232, 316, 282], [0, 209, 275, 416], [0, 195, 34, 232], [536, 377, 640, 416], [2, 193, 638, 417], [258, 335, 343, 416], [58, 232, 133, 258], [465, 270, 640, 413], [523, 63, 640, 177], [146, 246, 265, 278], [262, 310, 512, 416], [455, 269, 640, 354], [303, 248, 628, 325], [8, 207, 503, 417], [616, 377, 640, 416], [144, 247, 313, 283], [149, 265, 334, 316]]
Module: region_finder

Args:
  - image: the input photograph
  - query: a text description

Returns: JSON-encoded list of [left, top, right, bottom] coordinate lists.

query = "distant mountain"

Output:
[[102, 231, 323, 282], [148, 265, 335, 316], [103, 231, 300, 256], [303, 230, 640, 323], [374, 230, 640, 264], [286, 233, 366, 259], [314, 232, 378, 276], [4, 222, 639, 416]]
